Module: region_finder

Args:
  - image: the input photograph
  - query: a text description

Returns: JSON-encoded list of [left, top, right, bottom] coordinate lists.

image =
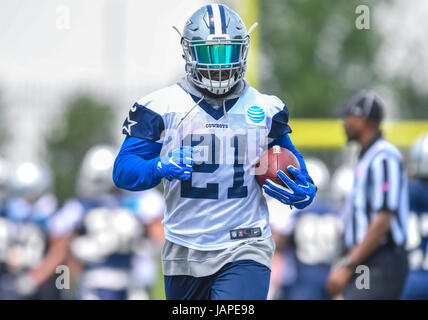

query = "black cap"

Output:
[[335, 89, 385, 123]]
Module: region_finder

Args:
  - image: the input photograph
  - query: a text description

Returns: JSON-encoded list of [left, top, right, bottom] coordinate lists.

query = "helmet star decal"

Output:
[[122, 116, 137, 136]]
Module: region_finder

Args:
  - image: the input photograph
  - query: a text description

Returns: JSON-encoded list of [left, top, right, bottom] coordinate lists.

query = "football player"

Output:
[[0, 157, 8, 210], [127, 188, 165, 299], [41, 145, 153, 300], [113, 4, 316, 300], [401, 133, 428, 299], [0, 161, 60, 299]]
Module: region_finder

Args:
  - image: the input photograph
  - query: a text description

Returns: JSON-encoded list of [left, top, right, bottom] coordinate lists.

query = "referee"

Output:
[[326, 89, 409, 299]]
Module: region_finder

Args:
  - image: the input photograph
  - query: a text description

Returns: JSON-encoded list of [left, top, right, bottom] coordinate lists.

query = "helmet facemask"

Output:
[[182, 35, 250, 95]]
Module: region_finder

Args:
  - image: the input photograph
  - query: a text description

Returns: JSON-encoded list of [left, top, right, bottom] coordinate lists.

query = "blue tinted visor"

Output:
[[192, 44, 241, 67]]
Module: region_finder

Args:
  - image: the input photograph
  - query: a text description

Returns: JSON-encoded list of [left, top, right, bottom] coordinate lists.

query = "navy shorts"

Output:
[[164, 259, 271, 300]]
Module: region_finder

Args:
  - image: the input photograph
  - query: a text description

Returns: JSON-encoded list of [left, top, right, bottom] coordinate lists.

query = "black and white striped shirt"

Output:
[[344, 136, 409, 249]]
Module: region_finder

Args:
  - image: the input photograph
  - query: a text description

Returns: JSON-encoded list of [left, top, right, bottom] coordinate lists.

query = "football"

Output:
[[255, 145, 300, 186]]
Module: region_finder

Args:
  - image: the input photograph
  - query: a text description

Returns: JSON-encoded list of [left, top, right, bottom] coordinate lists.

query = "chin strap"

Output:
[[175, 95, 204, 129], [222, 99, 228, 119]]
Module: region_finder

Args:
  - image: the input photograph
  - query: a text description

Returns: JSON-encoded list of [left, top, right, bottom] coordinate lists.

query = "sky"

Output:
[[0, 0, 223, 86], [0, 0, 426, 91], [0, 0, 229, 161]]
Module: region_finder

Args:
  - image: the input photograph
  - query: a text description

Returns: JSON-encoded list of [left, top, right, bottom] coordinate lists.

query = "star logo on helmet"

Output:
[[122, 116, 137, 135]]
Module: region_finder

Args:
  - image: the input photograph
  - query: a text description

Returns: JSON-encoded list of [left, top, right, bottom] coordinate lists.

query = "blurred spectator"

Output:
[[401, 133, 428, 299]]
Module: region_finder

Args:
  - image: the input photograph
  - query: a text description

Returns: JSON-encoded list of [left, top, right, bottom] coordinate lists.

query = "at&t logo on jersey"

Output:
[[246, 106, 266, 126]]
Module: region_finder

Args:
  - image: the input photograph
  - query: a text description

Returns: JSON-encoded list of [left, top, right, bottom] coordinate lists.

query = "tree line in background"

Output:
[[46, 96, 116, 202], [258, 0, 428, 119], [0, 91, 117, 202]]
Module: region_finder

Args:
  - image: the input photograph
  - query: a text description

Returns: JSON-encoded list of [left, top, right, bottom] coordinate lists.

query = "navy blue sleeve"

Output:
[[122, 102, 165, 141], [113, 136, 163, 191], [269, 134, 314, 185], [268, 105, 292, 139]]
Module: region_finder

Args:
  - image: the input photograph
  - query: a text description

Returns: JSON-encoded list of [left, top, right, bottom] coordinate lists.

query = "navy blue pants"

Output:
[[343, 245, 408, 300], [79, 287, 128, 300], [164, 259, 271, 300], [401, 271, 428, 300]]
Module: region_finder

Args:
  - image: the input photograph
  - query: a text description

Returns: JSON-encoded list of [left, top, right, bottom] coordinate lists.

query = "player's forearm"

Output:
[[30, 236, 70, 285], [113, 153, 162, 191], [113, 136, 163, 191], [348, 211, 394, 266]]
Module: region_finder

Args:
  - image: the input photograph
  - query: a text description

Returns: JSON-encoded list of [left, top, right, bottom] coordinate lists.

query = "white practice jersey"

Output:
[[122, 82, 291, 250]]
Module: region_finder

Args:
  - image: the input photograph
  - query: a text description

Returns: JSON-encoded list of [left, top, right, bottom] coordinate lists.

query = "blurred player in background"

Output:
[[0, 161, 60, 299], [126, 189, 165, 300], [0, 157, 11, 297], [266, 196, 293, 300], [269, 158, 344, 300], [401, 133, 428, 299], [0, 158, 9, 215], [113, 4, 317, 300], [327, 89, 409, 299], [44, 145, 148, 300]]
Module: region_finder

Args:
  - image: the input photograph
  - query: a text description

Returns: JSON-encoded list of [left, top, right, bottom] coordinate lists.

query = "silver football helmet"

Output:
[[331, 165, 354, 202], [9, 161, 52, 201], [409, 132, 428, 178], [304, 158, 330, 192], [179, 4, 255, 95], [76, 144, 116, 197]]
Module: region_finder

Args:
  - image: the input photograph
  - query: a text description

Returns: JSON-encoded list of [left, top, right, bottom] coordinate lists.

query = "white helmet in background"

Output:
[[304, 157, 330, 192], [409, 132, 428, 179], [76, 144, 116, 197], [9, 161, 52, 201], [331, 165, 354, 202]]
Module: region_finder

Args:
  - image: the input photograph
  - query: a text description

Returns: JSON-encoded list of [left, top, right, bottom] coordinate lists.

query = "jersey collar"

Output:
[[188, 93, 239, 120], [177, 79, 244, 120], [358, 131, 383, 159]]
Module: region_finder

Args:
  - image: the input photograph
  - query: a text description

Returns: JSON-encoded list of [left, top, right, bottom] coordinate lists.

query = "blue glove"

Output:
[[263, 165, 316, 209], [155, 146, 195, 181]]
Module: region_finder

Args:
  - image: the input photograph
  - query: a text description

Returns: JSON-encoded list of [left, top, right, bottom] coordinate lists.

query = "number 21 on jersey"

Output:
[[180, 133, 248, 200]]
